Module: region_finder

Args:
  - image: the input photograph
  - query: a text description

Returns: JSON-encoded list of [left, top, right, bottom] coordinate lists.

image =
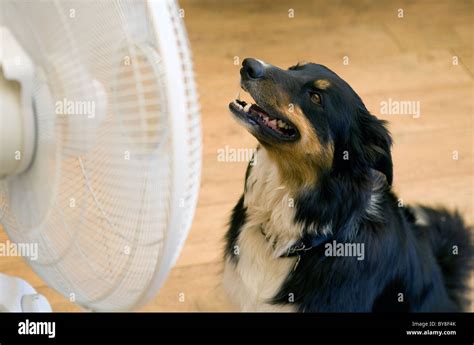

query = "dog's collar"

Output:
[[283, 233, 332, 271], [281, 233, 332, 258], [259, 225, 332, 258]]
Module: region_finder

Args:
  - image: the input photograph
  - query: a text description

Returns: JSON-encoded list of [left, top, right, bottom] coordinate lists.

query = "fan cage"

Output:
[[0, 0, 201, 311]]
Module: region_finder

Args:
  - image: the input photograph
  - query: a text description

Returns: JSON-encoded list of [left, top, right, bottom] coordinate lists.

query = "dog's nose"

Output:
[[241, 58, 265, 80]]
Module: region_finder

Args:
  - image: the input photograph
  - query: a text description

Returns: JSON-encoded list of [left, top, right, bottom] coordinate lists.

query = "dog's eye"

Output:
[[310, 92, 322, 105]]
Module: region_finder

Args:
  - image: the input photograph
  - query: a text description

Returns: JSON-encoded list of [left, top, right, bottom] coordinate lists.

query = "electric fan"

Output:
[[0, 0, 201, 311]]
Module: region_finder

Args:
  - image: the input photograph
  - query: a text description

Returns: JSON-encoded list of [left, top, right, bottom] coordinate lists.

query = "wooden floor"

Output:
[[0, 0, 472, 311]]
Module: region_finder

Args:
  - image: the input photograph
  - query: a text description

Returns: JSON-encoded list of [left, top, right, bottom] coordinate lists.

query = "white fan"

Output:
[[0, 0, 201, 311]]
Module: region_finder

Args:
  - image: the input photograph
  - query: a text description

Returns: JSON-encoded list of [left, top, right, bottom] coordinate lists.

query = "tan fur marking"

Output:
[[240, 78, 334, 189], [314, 79, 331, 90], [266, 104, 333, 189]]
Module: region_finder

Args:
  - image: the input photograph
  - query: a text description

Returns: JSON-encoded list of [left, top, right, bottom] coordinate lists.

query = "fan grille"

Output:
[[0, 0, 201, 311]]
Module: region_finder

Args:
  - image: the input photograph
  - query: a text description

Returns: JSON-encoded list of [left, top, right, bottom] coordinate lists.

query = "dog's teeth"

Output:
[[233, 100, 243, 109], [277, 120, 285, 128], [243, 104, 251, 112]]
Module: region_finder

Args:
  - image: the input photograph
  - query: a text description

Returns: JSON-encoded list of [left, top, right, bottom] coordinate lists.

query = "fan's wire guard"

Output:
[[0, 0, 201, 311]]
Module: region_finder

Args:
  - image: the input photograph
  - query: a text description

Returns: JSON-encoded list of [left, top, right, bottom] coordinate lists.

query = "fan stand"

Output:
[[0, 26, 36, 178], [0, 25, 47, 312], [0, 273, 51, 312]]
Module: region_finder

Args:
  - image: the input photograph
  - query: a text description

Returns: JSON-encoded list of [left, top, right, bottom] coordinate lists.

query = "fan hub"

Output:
[[0, 27, 36, 179]]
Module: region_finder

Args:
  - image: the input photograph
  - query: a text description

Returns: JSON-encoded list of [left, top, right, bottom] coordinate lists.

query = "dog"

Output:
[[223, 58, 473, 312]]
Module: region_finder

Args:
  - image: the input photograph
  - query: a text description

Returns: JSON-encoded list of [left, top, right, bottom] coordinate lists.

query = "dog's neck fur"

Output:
[[226, 146, 389, 311], [244, 147, 324, 256], [245, 146, 384, 255]]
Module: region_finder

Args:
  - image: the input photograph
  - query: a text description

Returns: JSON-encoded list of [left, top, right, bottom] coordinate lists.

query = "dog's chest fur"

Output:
[[223, 149, 300, 311]]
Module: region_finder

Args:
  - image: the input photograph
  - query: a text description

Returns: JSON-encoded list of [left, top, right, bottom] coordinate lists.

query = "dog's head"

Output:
[[229, 58, 392, 187]]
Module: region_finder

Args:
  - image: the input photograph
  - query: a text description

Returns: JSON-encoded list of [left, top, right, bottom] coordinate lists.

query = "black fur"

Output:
[[273, 193, 472, 311], [225, 60, 473, 312], [225, 194, 246, 264]]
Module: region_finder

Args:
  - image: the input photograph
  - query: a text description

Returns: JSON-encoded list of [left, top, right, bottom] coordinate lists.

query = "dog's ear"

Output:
[[362, 113, 393, 185]]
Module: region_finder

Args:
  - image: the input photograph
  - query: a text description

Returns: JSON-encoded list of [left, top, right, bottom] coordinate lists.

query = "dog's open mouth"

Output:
[[229, 98, 298, 141]]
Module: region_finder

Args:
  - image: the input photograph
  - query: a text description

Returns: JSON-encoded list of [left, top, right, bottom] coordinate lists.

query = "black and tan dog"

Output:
[[223, 58, 473, 312]]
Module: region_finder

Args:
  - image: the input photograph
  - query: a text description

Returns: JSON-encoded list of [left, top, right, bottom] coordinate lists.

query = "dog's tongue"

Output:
[[249, 104, 276, 128], [248, 104, 284, 132], [267, 119, 278, 129]]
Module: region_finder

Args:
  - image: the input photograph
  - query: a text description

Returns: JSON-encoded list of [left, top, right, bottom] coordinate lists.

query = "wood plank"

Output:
[[0, 0, 472, 312]]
